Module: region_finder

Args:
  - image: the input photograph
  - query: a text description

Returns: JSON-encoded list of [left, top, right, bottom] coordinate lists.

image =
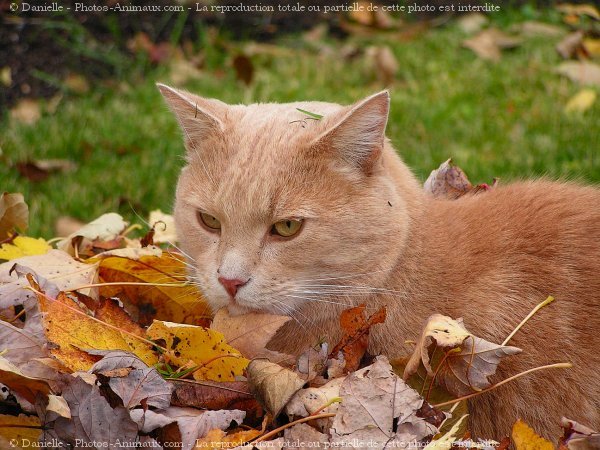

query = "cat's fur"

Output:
[[158, 84, 600, 441]]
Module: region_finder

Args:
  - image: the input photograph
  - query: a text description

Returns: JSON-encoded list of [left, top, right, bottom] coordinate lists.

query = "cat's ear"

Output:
[[312, 91, 390, 174], [157, 83, 226, 148]]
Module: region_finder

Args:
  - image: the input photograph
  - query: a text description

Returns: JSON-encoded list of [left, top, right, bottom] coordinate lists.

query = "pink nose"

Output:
[[218, 276, 248, 298]]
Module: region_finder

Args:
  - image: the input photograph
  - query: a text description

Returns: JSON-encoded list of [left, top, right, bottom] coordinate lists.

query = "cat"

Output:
[[158, 83, 600, 442]]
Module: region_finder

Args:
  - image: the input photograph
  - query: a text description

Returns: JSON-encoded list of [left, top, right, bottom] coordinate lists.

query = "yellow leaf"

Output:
[[0, 236, 51, 260], [512, 419, 555, 450], [195, 428, 262, 449], [146, 320, 248, 381], [34, 279, 158, 372], [565, 89, 597, 114], [0, 415, 41, 449], [95, 252, 211, 327], [583, 38, 600, 57]]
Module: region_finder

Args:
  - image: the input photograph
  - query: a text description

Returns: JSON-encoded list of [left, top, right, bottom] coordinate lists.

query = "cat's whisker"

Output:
[[294, 268, 394, 283], [284, 294, 351, 307]]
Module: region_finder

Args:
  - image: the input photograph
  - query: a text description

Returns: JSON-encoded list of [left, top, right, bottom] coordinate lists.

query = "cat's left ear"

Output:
[[311, 91, 390, 175], [157, 83, 226, 149]]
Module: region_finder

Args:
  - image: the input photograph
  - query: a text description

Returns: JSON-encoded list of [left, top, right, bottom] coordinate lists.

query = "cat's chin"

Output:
[[223, 303, 257, 316]]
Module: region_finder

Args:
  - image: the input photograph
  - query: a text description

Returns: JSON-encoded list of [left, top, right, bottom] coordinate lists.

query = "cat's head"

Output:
[[158, 84, 419, 321]]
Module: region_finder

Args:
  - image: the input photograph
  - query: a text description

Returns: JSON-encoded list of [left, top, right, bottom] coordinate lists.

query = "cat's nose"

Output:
[[218, 276, 249, 299]]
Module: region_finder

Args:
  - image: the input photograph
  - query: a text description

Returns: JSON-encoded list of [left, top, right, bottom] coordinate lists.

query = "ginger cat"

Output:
[[158, 84, 600, 441]]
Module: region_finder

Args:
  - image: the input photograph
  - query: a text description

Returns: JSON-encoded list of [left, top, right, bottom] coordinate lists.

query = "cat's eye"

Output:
[[271, 219, 303, 238], [198, 211, 221, 231]]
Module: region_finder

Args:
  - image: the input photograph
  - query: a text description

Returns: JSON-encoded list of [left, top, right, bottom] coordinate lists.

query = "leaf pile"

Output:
[[0, 191, 592, 449]]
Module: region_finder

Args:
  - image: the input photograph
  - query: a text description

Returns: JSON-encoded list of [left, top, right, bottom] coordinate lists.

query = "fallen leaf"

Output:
[[424, 414, 469, 449], [90, 351, 173, 409], [232, 438, 285, 449], [583, 38, 600, 58], [296, 342, 329, 381], [64, 73, 90, 94], [329, 305, 386, 374], [556, 3, 600, 20], [559, 417, 600, 449], [512, 419, 554, 450], [517, 21, 565, 37], [557, 61, 600, 86], [0, 320, 48, 368], [404, 314, 521, 397], [331, 356, 438, 448], [0, 356, 51, 403], [148, 209, 178, 244], [564, 89, 597, 113], [46, 394, 71, 419], [348, 1, 374, 26], [424, 159, 495, 199], [232, 54, 254, 85], [10, 98, 41, 125], [52, 375, 138, 447], [286, 376, 344, 422], [195, 428, 262, 449], [556, 31, 586, 60], [34, 279, 157, 372], [130, 406, 245, 450], [146, 320, 248, 382], [56, 212, 127, 256], [96, 252, 211, 326], [211, 308, 292, 362], [247, 359, 305, 417], [170, 379, 262, 421], [0, 236, 51, 260], [463, 28, 522, 62], [16, 159, 78, 183], [0, 192, 28, 238], [457, 13, 488, 34], [367, 46, 398, 85], [0, 414, 42, 448]]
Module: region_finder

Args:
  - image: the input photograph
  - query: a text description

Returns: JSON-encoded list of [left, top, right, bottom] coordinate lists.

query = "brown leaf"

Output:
[[17, 159, 77, 182], [403, 314, 521, 397], [247, 359, 305, 417], [170, 379, 263, 422], [10, 98, 41, 125], [517, 21, 565, 38], [0, 414, 42, 448], [233, 54, 254, 85], [557, 61, 600, 86], [329, 305, 386, 374], [0, 192, 28, 238], [556, 31, 586, 60], [64, 74, 90, 94], [90, 351, 173, 409], [463, 28, 522, 62], [559, 417, 600, 450], [367, 46, 398, 86], [457, 13, 488, 34], [211, 308, 292, 363], [130, 406, 245, 450], [556, 3, 600, 21], [0, 356, 51, 403]]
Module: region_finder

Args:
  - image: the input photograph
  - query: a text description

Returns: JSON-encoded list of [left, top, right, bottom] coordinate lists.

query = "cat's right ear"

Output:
[[157, 83, 226, 149]]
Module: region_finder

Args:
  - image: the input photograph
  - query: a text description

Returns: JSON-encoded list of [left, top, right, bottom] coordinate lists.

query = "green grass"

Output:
[[1, 10, 599, 238]]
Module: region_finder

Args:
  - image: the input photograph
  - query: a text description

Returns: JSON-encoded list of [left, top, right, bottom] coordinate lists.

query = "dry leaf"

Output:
[[556, 31, 585, 59], [556, 3, 600, 20], [233, 54, 254, 85], [0, 320, 48, 368], [195, 428, 262, 449], [211, 308, 292, 362], [0, 236, 51, 260], [463, 28, 522, 62], [559, 417, 600, 449], [404, 314, 521, 397], [130, 406, 245, 450], [424, 159, 495, 199], [90, 351, 173, 409], [247, 359, 305, 417], [148, 209, 178, 244], [517, 21, 565, 37], [96, 252, 211, 326], [348, 1, 374, 26], [146, 320, 248, 381], [0, 414, 42, 449], [557, 61, 600, 86], [331, 356, 438, 448], [0, 356, 51, 403], [170, 379, 262, 420], [46, 394, 70, 419], [10, 98, 41, 125], [16, 159, 77, 183], [56, 212, 127, 255], [564, 89, 597, 114], [64, 73, 89, 94], [457, 13, 488, 34], [52, 375, 138, 447], [424, 414, 469, 449], [329, 304, 386, 374], [286, 376, 344, 421], [512, 419, 554, 450], [0, 192, 28, 238], [297, 342, 329, 381], [367, 46, 398, 85], [34, 280, 157, 372], [583, 38, 600, 58]]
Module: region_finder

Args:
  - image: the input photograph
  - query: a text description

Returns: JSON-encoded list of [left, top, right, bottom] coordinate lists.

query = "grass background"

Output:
[[1, 6, 599, 238]]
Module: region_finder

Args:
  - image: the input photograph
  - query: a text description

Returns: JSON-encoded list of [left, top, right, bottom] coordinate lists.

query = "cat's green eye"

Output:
[[271, 219, 303, 238], [198, 211, 221, 231]]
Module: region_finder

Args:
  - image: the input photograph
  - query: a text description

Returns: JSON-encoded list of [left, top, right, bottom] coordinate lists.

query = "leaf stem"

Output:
[[252, 413, 336, 443], [502, 296, 555, 346], [432, 362, 572, 408]]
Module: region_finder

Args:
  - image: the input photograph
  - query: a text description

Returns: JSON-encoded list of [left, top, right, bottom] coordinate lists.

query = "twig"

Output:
[[432, 362, 572, 408], [502, 296, 554, 346]]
